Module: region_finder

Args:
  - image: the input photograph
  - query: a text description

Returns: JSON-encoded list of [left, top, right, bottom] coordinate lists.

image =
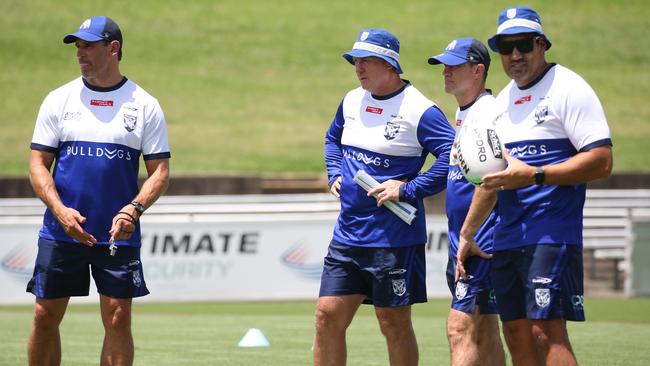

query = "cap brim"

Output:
[[342, 49, 403, 74], [427, 52, 467, 66], [63, 31, 104, 44]]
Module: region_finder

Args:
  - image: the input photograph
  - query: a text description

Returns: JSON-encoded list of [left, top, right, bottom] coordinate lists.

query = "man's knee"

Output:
[[501, 318, 531, 342], [314, 306, 349, 336], [532, 318, 569, 344], [376, 307, 413, 339], [103, 304, 132, 333], [447, 310, 475, 346], [33, 308, 60, 331], [32, 301, 67, 331]]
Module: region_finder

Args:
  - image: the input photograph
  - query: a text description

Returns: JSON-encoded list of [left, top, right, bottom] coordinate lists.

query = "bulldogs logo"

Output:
[[535, 288, 550, 308], [533, 105, 549, 124], [122, 106, 138, 132], [392, 279, 406, 296], [384, 121, 400, 140], [132, 270, 142, 287], [455, 281, 468, 300]]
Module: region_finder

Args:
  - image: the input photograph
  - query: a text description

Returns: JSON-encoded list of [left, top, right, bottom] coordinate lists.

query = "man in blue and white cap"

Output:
[[429, 38, 506, 366], [27, 16, 170, 366], [457, 6, 613, 366], [315, 28, 455, 366]]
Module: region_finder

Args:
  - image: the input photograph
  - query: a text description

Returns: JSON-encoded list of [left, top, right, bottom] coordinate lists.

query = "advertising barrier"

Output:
[[0, 214, 450, 305]]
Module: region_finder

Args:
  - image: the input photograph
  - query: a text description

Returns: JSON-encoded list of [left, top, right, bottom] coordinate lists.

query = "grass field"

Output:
[[1, 298, 650, 365], [1, 0, 649, 176]]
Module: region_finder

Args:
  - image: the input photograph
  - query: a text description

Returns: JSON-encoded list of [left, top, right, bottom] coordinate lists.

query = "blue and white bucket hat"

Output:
[[343, 29, 403, 74], [487, 6, 552, 52]]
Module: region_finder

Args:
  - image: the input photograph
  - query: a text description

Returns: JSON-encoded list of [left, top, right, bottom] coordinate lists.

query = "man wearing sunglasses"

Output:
[[456, 6, 613, 366]]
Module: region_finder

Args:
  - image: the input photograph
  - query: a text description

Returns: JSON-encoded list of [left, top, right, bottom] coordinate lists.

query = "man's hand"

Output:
[[367, 179, 404, 207], [53, 207, 97, 246], [330, 176, 342, 198], [481, 149, 535, 190], [109, 204, 139, 242], [455, 235, 492, 282]]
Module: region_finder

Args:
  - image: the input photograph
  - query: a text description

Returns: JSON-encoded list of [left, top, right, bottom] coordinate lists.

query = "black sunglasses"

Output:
[[497, 36, 540, 55]]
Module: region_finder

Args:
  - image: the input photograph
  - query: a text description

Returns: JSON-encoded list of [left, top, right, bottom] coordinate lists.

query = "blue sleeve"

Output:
[[401, 105, 454, 200], [324, 101, 345, 187]]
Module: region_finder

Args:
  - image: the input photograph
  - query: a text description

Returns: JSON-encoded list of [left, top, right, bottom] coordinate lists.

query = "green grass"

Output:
[[1, 0, 649, 176], [2, 298, 650, 365]]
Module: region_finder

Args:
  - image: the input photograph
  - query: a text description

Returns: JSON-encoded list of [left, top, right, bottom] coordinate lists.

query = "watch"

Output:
[[534, 166, 545, 185], [130, 200, 145, 216]]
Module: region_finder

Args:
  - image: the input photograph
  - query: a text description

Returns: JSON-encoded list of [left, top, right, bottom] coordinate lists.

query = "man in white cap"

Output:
[[457, 6, 613, 366], [428, 38, 506, 366], [314, 28, 455, 366], [27, 16, 170, 366]]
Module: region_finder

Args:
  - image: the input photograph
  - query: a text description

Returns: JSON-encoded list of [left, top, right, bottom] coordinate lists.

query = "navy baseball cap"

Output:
[[428, 38, 491, 71], [343, 29, 403, 74], [63, 16, 123, 46], [488, 6, 552, 52]]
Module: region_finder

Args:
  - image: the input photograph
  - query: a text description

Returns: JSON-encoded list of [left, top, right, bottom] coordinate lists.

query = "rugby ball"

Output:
[[456, 125, 507, 184]]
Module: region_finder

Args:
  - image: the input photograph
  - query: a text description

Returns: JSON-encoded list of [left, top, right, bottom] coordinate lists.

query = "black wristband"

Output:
[[117, 211, 137, 223]]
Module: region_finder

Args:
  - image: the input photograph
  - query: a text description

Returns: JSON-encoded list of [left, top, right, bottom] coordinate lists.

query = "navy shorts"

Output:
[[446, 252, 498, 314], [491, 244, 584, 322], [318, 240, 427, 307], [26, 238, 149, 299]]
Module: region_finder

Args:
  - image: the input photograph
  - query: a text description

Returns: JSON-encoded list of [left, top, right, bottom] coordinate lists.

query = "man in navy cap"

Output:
[[429, 38, 506, 366], [314, 28, 455, 365], [457, 6, 613, 366], [27, 16, 170, 366]]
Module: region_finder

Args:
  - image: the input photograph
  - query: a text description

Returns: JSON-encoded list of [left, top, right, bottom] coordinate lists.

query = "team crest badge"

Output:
[[384, 121, 400, 140], [533, 105, 548, 124], [507, 8, 517, 19], [133, 270, 142, 287], [360, 31, 369, 41], [455, 282, 468, 300], [535, 288, 550, 308], [122, 106, 138, 132], [392, 279, 406, 296]]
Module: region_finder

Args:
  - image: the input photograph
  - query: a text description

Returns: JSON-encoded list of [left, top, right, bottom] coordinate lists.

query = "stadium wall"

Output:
[[1, 172, 649, 199]]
